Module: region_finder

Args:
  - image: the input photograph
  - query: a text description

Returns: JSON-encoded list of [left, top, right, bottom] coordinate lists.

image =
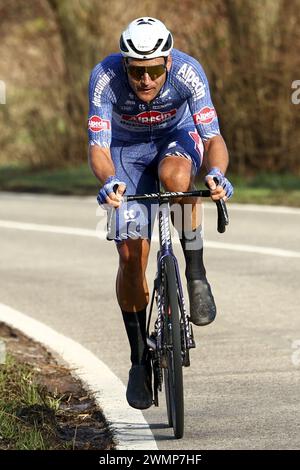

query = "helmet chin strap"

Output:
[[164, 55, 171, 82]]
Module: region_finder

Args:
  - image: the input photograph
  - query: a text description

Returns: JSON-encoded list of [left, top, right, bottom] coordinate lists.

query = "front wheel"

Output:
[[162, 256, 184, 439]]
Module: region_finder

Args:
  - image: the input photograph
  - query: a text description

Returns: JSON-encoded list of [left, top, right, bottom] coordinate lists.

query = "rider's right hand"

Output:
[[97, 175, 126, 208]]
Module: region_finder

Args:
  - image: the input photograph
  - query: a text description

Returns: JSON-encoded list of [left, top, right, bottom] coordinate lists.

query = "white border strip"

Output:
[[1, 219, 300, 258], [0, 303, 158, 450]]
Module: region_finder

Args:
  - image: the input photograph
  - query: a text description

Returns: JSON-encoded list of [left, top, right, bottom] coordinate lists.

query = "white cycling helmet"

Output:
[[120, 17, 173, 60]]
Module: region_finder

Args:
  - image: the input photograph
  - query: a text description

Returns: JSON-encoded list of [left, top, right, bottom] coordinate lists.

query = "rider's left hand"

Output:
[[205, 167, 234, 202]]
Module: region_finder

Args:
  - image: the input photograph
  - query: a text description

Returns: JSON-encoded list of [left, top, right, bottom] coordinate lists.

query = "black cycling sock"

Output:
[[122, 308, 148, 366], [179, 225, 206, 281]]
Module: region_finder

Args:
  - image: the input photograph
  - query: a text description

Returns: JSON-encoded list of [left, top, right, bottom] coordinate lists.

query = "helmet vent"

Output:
[[137, 18, 155, 25], [119, 36, 129, 52], [127, 38, 163, 55], [161, 33, 173, 52]]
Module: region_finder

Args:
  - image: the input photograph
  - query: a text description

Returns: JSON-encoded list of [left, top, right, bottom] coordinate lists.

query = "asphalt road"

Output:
[[0, 192, 299, 450]]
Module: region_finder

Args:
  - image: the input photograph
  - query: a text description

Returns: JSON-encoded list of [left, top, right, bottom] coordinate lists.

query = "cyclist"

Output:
[[88, 17, 233, 410]]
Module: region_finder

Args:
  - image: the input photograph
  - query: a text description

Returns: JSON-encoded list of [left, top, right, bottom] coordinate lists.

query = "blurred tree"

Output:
[[0, 0, 299, 174], [47, 0, 103, 164], [222, 0, 300, 173]]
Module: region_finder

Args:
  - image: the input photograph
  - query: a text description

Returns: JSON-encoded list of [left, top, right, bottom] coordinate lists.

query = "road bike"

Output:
[[107, 189, 228, 439]]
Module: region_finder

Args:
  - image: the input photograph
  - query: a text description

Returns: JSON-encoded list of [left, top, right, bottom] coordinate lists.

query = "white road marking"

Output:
[[207, 203, 300, 215], [0, 303, 158, 450], [0, 220, 97, 237], [204, 241, 300, 258], [0, 192, 95, 204], [1, 219, 300, 259]]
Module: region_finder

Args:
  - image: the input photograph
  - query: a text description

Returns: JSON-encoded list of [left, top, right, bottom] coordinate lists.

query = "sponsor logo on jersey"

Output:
[[124, 209, 136, 221], [120, 105, 134, 111], [176, 63, 206, 99], [152, 104, 169, 110], [193, 107, 217, 125], [88, 115, 111, 132], [121, 109, 177, 126], [92, 69, 116, 106]]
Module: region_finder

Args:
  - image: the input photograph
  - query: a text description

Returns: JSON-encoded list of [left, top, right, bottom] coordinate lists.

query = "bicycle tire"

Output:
[[162, 255, 184, 439], [164, 367, 173, 427]]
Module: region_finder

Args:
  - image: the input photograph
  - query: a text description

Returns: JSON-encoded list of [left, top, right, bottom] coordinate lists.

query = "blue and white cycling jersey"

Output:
[[88, 49, 221, 241], [88, 49, 220, 146]]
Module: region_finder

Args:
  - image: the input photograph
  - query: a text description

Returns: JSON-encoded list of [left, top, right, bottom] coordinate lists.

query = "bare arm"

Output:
[[203, 135, 231, 201], [88, 145, 116, 183], [203, 135, 229, 174], [89, 145, 125, 207]]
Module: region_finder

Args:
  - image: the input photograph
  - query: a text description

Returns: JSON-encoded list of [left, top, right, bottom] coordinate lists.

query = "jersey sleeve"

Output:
[[88, 62, 115, 148], [181, 57, 221, 141]]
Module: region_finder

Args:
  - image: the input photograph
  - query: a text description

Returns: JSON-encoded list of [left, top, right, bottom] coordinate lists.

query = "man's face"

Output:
[[125, 56, 171, 103]]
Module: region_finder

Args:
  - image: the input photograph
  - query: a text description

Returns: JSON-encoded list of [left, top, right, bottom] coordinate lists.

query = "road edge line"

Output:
[[0, 303, 158, 450]]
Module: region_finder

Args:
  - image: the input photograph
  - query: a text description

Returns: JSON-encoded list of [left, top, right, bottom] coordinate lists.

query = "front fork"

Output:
[[146, 276, 162, 407], [173, 257, 196, 353], [146, 255, 196, 406]]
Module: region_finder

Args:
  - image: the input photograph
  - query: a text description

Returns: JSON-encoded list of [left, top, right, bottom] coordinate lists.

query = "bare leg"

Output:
[[116, 238, 150, 312]]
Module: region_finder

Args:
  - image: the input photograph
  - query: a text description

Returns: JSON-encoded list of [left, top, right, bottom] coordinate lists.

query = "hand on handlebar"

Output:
[[205, 167, 234, 202], [97, 175, 126, 208]]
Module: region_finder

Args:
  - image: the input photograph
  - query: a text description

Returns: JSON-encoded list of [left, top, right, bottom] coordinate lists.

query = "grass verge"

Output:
[[0, 164, 299, 206], [0, 164, 99, 195], [0, 354, 68, 450], [229, 173, 300, 207], [0, 323, 115, 451]]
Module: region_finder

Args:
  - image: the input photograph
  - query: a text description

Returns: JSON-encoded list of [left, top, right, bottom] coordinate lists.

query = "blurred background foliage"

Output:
[[0, 0, 299, 174]]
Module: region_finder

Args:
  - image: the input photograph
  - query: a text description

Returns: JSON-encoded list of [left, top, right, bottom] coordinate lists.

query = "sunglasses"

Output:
[[127, 64, 167, 81]]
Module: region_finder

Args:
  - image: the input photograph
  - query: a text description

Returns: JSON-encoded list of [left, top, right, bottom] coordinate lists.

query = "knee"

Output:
[[163, 172, 190, 192], [159, 157, 192, 191]]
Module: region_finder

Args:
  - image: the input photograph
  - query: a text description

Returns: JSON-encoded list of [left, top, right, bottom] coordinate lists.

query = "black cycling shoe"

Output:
[[126, 364, 153, 410], [187, 278, 217, 326]]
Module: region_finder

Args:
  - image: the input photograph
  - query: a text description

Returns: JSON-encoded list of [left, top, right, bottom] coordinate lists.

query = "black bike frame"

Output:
[[106, 189, 228, 428], [151, 200, 191, 356], [106, 189, 228, 357]]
